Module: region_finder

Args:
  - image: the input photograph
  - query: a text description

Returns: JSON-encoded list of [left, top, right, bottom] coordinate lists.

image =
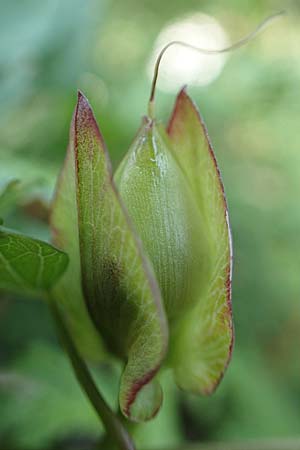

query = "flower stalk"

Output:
[[49, 297, 135, 450]]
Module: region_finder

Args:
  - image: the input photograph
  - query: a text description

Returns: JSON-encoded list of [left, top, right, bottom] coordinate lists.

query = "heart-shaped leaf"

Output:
[[56, 92, 168, 421], [0, 227, 68, 296], [167, 88, 233, 394]]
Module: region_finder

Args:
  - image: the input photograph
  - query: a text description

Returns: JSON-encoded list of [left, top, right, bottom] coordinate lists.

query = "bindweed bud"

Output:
[[50, 89, 233, 422], [50, 12, 287, 421]]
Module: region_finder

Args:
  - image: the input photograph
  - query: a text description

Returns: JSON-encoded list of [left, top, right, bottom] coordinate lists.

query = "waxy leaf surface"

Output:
[[0, 227, 68, 296], [72, 93, 168, 421], [167, 88, 233, 394]]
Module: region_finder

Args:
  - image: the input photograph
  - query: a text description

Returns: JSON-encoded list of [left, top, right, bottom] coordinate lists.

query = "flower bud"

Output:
[[51, 89, 233, 422]]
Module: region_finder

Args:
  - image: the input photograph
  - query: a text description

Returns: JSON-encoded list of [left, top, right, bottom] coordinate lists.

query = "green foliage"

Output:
[[0, 0, 299, 448], [0, 227, 68, 296]]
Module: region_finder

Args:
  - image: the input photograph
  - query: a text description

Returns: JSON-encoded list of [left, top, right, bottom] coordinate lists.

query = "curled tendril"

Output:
[[148, 10, 286, 117]]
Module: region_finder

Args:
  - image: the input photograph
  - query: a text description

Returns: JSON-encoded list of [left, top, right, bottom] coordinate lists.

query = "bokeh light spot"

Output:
[[147, 13, 230, 92]]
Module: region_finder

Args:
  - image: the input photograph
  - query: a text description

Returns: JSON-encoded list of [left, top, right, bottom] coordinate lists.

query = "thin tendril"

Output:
[[148, 10, 286, 116]]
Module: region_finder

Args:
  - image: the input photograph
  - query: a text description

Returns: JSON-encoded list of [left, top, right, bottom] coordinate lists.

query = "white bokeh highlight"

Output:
[[147, 13, 230, 92]]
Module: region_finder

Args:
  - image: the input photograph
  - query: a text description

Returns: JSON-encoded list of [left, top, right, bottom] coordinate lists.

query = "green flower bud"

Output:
[[50, 89, 233, 423]]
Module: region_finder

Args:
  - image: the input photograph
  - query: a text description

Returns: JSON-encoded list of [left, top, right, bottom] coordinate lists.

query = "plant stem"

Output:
[[48, 298, 135, 450]]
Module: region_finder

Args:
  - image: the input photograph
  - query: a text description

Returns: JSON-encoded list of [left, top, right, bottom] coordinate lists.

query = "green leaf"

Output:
[[0, 227, 68, 296], [166, 88, 233, 394], [57, 92, 168, 422]]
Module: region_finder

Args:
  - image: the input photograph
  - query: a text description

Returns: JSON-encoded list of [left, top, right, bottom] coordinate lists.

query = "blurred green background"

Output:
[[0, 0, 299, 448]]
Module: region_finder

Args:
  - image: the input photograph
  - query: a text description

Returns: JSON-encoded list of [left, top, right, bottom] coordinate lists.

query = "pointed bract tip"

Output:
[[177, 85, 190, 103], [167, 86, 193, 134], [74, 90, 97, 128], [173, 86, 188, 104], [77, 89, 87, 101], [76, 90, 91, 112], [180, 85, 188, 94], [72, 89, 109, 161]]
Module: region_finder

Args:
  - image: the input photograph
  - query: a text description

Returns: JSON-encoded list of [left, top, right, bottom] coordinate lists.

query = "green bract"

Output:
[[50, 89, 233, 422]]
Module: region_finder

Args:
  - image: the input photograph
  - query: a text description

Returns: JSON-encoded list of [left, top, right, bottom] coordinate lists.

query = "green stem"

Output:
[[48, 297, 135, 450]]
